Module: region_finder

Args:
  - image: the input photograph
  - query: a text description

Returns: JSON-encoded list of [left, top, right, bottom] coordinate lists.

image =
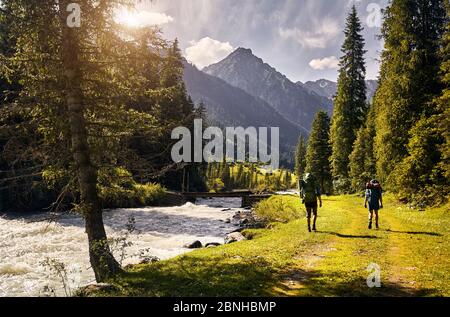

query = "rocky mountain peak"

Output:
[[203, 49, 333, 132], [232, 47, 253, 56]]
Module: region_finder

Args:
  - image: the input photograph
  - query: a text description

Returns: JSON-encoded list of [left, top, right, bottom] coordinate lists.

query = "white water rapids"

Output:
[[0, 198, 243, 297]]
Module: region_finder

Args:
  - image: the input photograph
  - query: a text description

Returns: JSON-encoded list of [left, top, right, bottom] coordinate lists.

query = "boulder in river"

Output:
[[139, 256, 160, 264], [240, 219, 249, 226], [184, 240, 203, 249], [224, 232, 247, 244], [205, 242, 222, 248]]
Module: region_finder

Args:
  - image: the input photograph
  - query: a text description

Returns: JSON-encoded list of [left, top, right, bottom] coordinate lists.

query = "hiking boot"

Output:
[[368, 222, 372, 230], [312, 226, 317, 232], [308, 226, 312, 233]]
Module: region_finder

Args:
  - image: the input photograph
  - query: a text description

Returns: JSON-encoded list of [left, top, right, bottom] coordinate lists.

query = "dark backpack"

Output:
[[366, 180, 382, 203], [301, 174, 318, 204], [366, 180, 382, 190]]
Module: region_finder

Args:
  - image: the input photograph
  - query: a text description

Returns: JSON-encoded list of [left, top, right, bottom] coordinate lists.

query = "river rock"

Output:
[[205, 242, 221, 248], [139, 256, 160, 264], [224, 232, 247, 244], [77, 283, 117, 297], [184, 240, 203, 249], [240, 219, 249, 226]]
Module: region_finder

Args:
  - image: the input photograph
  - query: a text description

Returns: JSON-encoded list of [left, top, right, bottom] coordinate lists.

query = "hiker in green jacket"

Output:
[[300, 173, 323, 232]]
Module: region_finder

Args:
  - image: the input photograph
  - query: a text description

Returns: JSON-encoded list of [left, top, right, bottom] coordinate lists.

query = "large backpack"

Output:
[[366, 180, 382, 203], [301, 174, 318, 204]]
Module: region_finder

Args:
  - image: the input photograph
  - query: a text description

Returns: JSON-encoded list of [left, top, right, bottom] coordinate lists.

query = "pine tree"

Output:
[[294, 135, 307, 179], [349, 104, 377, 192], [436, 4, 450, 187], [126, 36, 202, 191], [0, 2, 20, 104], [0, 0, 178, 281], [393, 2, 449, 205], [161, 38, 184, 88], [330, 5, 368, 192], [306, 111, 333, 194], [374, 0, 447, 186], [0, 1, 25, 209]]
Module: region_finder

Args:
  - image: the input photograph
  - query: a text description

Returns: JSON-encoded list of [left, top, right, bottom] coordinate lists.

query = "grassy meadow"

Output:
[[85, 195, 449, 297]]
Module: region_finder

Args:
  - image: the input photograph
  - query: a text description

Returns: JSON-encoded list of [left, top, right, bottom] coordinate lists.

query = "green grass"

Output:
[[254, 195, 304, 223], [89, 195, 449, 297]]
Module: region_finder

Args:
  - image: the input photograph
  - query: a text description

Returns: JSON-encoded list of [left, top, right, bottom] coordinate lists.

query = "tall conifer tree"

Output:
[[374, 0, 447, 186], [295, 135, 307, 179], [393, 2, 449, 205], [330, 5, 368, 192], [349, 104, 377, 192], [0, 0, 174, 281], [306, 111, 332, 193]]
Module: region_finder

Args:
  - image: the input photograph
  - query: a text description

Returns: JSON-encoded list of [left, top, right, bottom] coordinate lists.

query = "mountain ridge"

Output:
[[182, 48, 379, 168], [298, 78, 379, 101], [203, 48, 333, 132], [183, 60, 306, 167]]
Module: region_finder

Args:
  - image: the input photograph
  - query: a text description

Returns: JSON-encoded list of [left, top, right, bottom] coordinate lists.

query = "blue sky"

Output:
[[133, 0, 389, 83]]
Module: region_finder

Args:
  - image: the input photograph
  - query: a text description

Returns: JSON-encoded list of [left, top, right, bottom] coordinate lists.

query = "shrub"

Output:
[[132, 183, 166, 206], [254, 196, 303, 224], [208, 178, 225, 193], [99, 183, 166, 209], [97, 167, 166, 208]]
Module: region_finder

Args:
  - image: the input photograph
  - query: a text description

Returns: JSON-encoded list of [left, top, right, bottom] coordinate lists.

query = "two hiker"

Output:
[[299, 173, 383, 232]]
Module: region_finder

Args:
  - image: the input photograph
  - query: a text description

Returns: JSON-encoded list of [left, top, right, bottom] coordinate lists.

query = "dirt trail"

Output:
[[275, 198, 422, 296], [383, 213, 421, 295], [276, 241, 337, 295]]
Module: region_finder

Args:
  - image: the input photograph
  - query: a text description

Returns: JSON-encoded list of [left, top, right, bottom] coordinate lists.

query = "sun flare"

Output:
[[115, 9, 142, 28]]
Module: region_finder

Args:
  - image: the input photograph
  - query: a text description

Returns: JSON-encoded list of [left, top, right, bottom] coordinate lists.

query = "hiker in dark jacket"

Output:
[[365, 179, 383, 229], [300, 173, 322, 232]]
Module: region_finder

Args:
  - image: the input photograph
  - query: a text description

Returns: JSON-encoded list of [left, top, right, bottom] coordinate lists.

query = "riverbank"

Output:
[[0, 198, 243, 296], [87, 195, 450, 297]]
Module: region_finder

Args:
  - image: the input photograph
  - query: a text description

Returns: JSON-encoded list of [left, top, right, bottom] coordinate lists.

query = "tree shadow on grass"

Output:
[[100, 256, 435, 297], [90, 252, 437, 297], [104, 255, 279, 297], [384, 229, 442, 237], [318, 231, 380, 239], [275, 268, 434, 297]]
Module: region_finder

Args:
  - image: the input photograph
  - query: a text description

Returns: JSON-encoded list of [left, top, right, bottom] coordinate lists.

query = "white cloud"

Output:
[[185, 37, 234, 69], [279, 18, 340, 49], [115, 10, 174, 27], [309, 56, 340, 70]]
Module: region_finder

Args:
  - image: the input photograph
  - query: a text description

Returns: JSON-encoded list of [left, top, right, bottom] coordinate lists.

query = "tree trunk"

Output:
[[59, 1, 121, 282]]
